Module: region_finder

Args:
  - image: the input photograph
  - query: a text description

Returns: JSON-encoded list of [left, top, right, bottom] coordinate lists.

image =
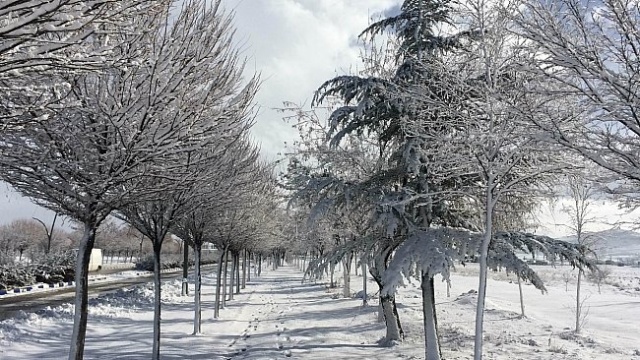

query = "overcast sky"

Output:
[[0, 0, 399, 229]]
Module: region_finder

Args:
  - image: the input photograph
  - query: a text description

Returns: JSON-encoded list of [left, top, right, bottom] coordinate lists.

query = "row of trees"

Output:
[[0, 218, 175, 265], [0, 1, 289, 359], [278, 0, 635, 359]]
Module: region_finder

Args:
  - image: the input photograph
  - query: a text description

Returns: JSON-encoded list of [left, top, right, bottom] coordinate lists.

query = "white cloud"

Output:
[[225, 0, 399, 160]]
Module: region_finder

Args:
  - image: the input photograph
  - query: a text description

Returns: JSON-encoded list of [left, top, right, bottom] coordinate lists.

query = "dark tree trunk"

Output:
[[68, 222, 98, 360], [330, 262, 336, 288], [241, 250, 247, 289], [222, 248, 228, 307], [152, 245, 162, 360], [246, 251, 251, 282], [235, 253, 240, 294], [371, 251, 403, 344], [421, 274, 441, 360], [182, 244, 189, 296], [229, 251, 236, 300], [193, 243, 202, 335], [214, 247, 226, 318], [342, 252, 353, 297]]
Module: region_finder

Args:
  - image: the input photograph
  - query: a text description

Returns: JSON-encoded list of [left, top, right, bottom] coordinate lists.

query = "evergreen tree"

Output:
[[313, 1, 478, 358]]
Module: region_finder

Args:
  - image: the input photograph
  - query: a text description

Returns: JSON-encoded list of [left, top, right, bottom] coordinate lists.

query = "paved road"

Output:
[[0, 266, 214, 321]]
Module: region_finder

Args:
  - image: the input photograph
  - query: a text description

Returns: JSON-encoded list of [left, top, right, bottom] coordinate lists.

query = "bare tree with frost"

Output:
[[0, 0, 168, 128], [0, 0, 255, 357], [561, 173, 599, 333], [515, 0, 640, 206], [396, 1, 577, 357], [111, 1, 256, 356], [172, 139, 261, 334], [119, 145, 251, 358]]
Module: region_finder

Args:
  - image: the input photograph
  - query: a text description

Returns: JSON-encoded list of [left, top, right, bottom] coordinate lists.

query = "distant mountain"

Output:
[[559, 228, 640, 260]]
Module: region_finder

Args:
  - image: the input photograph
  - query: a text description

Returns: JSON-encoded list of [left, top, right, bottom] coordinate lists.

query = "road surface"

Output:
[[0, 266, 214, 321]]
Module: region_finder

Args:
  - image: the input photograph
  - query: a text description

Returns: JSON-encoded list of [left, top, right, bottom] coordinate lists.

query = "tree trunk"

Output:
[[241, 250, 247, 289], [193, 243, 202, 335], [222, 248, 228, 307], [355, 254, 359, 276], [302, 252, 307, 272], [68, 222, 98, 360], [229, 252, 236, 300], [377, 301, 385, 323], [474, 188, 494, 360], [576, 269, 582, 332], [246, 251, 251, 282], [342, 252, 353, 298], [421, 274, 441, 360], [518, 275, 525, 318], [182, 244, 189, 296], [372, 266, 403, 343], [235, 253, 240, 294], [258, 254, 262, 276], [330, 262, 336, 288], [214, 247, 225, 318], [380, 295, 403, 343], [362, 258, 367, 306], [392, 298, 404, 339], [152, 245, 162, 360]]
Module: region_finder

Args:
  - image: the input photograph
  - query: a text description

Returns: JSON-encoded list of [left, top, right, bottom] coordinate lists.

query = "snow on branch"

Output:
[[381, 227, 598, 295]]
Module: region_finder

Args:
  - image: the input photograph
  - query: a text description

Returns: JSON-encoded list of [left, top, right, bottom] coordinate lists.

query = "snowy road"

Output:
[[0, 266, 215, 321], [219, 269, 392, 360]]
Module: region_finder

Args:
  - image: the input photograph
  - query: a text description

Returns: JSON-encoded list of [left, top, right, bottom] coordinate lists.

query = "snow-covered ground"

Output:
[[0, 268, 177, 299], [1, 263, 639, 359]]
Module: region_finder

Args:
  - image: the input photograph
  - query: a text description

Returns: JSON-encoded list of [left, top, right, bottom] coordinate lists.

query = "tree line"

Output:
[[278, 0, 637, 359], [0, 1, 289, 359]]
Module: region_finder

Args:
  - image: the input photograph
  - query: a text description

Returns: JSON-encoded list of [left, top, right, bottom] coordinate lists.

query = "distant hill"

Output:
[[559, 228, 640, 260]]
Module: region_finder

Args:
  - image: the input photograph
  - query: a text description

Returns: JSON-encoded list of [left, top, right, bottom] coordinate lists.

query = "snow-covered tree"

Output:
[[0, 0, 168, 128], [515, 0, 640, 207], [0, 218, 42, 262], [0, 0, 256, 357], [32, 213, 60, 254], [172, 138, 261, 333], [280, 103, 409, 343], [561, 174, 599, 333], [393, 1, 588, 357], [112, 1, 256, 356], [312, 1, 482, 357], [119, 143, 252, 359]]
